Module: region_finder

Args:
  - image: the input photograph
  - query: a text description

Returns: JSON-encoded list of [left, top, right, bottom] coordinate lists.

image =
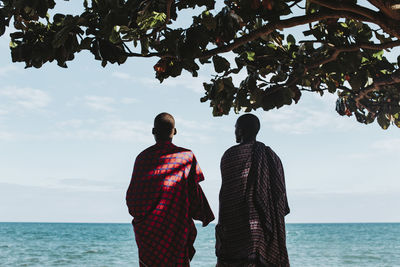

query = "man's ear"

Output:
[[152, 128, 155, 135], [173, 128, 177, 135]]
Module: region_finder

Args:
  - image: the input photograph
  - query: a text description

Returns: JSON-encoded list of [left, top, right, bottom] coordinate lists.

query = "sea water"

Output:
[[0, 222, 399, 266]]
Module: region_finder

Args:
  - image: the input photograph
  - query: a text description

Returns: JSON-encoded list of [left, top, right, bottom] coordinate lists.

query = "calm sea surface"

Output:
[[0, 222, 399, 266]]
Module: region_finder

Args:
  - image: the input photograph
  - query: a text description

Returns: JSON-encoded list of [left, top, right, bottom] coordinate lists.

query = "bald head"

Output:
[[152, 112, 176, 142], [235, 114, 260, 143]]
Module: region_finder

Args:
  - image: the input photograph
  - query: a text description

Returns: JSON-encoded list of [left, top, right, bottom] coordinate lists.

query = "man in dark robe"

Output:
[[216, 114, 290, 267], [126, 112, 215, 267]]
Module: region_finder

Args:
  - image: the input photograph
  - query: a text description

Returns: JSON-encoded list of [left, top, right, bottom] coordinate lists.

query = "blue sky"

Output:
[[0, 1, 399, 223]]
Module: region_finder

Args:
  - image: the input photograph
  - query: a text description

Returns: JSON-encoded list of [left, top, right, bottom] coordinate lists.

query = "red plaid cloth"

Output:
[[126, 141, 215, 266]]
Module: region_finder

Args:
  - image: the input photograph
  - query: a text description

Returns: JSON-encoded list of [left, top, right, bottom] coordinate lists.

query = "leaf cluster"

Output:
[[1, 0, 400, 129]]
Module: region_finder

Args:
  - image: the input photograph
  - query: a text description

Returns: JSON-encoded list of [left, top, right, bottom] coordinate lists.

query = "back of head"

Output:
[[153, 112, 175, 141], [236, 113, 260, 141]]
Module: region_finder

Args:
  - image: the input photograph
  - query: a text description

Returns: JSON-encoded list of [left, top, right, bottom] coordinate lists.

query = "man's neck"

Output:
[[155, 139, 172, 143], [240, 138, 256, 144]]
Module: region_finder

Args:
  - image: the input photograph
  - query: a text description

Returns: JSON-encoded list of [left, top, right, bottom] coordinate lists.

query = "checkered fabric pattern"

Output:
[[216, 141, 290, 267], [126, 141, 214, 267]]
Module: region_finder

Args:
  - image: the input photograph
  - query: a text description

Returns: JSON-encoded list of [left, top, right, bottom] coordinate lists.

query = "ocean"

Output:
[[0, 222, 399, 266]]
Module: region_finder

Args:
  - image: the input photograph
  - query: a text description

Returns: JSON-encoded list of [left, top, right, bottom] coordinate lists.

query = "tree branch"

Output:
[[199, 11, 373, 59], [355, 70, 400, 103], [310, 0, 379, 20], [305, 40, 400, 71], [305, 49, 341, 71], [124, 51, 165, 58], [288, 0, 303, 9], [309, 0, 400, 39], [122, 10, 382, 60], [367, 0, 400, 21], [166, 0, 173, 23], [255, 41, 400, 99]]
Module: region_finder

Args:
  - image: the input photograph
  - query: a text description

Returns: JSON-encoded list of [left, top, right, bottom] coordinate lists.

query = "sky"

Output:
[[0, 1, 400, 224]]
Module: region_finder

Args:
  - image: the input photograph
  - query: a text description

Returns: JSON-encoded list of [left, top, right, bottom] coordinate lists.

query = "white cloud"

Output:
[[0, 86, 51, 109], [120, 97, 138, 104], [345, 152, 374, 160], [84, 96, 140, 111], [101, 119, 152, 142], [371, 138, 400, 152], [261, 98, 355, 134], [52, 118, 153, 143], [0, 65, 18, 77], [56, 119, 84, 129], [112, 71, 207, 93], [178, 131, 214, 144], [312, 90, 338, 105], [173, 117, 228, 144], [112, 71, 158, 87], [0, 118, 18, 141], [112, 72, 131, 80], [162, 75, 206, 93], [84, 95, 116, 112], [175, 117, 215, 131], [0, 130, 15, 141], [0, 108, 8, 116], [0, 113, 153, 142], [345, 138, 400, 160]]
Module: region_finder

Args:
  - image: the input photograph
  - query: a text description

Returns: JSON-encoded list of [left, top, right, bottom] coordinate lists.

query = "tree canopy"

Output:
[[1, 0, 400, 129]]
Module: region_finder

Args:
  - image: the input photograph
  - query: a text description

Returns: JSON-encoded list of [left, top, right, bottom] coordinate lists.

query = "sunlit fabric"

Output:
[[216, 141, 290, 267], [127, 141, 214, 267]]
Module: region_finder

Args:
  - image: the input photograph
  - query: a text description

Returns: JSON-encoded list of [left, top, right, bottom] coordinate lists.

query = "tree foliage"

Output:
[[1, 0, 400, 129]]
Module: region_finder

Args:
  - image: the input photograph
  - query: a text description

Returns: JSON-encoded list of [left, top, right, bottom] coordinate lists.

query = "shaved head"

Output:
[[235, 114, 260, 143], [153, 112, 176, 141]]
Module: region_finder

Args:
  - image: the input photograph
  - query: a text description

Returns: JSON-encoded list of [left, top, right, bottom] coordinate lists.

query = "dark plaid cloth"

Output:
[[216, 141, 290, 267], [126, 141, 215, 267]]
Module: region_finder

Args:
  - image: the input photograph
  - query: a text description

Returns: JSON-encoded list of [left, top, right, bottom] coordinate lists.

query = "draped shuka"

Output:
[[216, 141, 290, 267], [126, 141, 214, 267]]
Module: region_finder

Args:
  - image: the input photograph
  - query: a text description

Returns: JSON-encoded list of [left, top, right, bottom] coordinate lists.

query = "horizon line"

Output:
[[1, 221, 399, 224]]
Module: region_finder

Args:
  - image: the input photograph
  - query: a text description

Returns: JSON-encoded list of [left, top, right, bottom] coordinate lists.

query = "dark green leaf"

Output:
[[377, 113, 390, 129], [212, 55, 230, 73], [287, 34, 295, 45]]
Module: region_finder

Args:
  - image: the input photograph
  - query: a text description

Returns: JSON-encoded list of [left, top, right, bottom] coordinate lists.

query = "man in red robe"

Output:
[[126, 112, 215, 267]]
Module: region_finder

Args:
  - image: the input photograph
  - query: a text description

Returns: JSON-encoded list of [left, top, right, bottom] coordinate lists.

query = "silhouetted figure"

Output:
[[126, 112, 214, 267], [216, 114, 290, 267]]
